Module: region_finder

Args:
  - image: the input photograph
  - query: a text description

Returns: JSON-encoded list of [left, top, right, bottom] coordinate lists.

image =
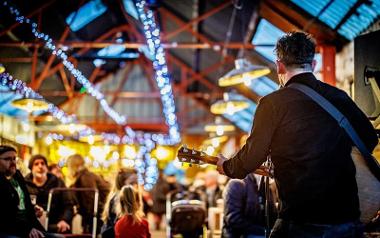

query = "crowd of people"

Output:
[[0, 31, 379, 238]]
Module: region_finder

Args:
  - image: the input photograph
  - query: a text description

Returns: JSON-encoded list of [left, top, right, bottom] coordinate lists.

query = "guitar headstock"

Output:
[[176, 145, 218, 166]]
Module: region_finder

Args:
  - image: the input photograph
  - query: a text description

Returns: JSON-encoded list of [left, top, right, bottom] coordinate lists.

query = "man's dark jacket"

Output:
[[0, 170, 45, 236], [25, 173, 74, 231], [223, 73, 378, 224], [222, 174, 265, 238]]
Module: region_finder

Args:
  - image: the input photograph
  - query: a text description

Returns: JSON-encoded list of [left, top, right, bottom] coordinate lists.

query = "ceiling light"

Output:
[[218, 58, 271, 87], [11, 98, 49, 113], [211, 100, 249, 115], [0, 63, 5, 73], [204, 117, 235, 135]]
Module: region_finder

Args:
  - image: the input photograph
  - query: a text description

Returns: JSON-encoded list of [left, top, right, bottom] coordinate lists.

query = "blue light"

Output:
[[122, 0, 139, 20], [135, 0, 181, 144], [249, 77, 278, 96], [252, 19, 284, 62], [66, 0, 107, 32]]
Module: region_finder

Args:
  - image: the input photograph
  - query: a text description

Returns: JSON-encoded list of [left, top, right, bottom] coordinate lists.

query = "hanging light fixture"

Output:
[[0, 63, 5, 74], [218, 58, 271, 87], [204, 117, 235, 136], [210, 93, 249, 115], [11, 98, 49, 113]]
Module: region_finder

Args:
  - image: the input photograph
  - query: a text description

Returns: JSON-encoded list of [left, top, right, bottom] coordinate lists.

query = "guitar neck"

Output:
[[201, 154, 271, 177]]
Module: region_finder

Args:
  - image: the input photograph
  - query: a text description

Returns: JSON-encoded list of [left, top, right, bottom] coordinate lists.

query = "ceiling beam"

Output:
[[260, 0, 347, 48], [0, 41, 265, 49], [0, 0, 57, 37], [163, 0, 232, 40]]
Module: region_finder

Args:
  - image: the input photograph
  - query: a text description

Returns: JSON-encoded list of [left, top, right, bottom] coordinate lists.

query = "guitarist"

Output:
[[216, 31, 378, 238]]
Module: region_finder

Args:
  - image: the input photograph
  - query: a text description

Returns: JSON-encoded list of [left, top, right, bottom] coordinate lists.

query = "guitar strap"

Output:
[[288, 83, 380, 181]]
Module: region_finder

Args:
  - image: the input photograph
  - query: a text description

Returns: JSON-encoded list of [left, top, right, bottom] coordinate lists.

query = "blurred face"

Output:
[[32, 159, 48, 179], [124, 174, 138, 189], [0, 151, 17, 177]]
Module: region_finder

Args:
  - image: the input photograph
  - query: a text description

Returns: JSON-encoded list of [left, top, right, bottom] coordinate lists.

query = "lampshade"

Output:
[[0, 63, 5, 74], [204, 117, 235, 135], [210, 100, 249, 115], [79, 134, 103, 144], [11, 98, 49, 113], [204, 135, 228, 147], [218, 58, 271, 87]]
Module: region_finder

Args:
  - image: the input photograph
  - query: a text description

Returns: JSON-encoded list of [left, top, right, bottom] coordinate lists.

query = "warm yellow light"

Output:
[[155, 146, 171, 160], [58, 145, 75, 158], [218, 59, 271, 87], [210, 100, 249, 115], [206, 146, 215, 155], [44, 136, 53, 145], [11, 98, 49, 113], [204, 124, 235, 133], [79, 134, 103, 144], [90, 146, 107, 162], [204, 135, 228, 146], [124, 145, 137, 159], [0, 63, 5, 73]]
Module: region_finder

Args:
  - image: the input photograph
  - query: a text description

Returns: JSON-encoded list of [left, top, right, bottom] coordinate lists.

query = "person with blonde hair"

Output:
[[114, 185, 151, 238], [101, 168, 138, 237], [66, 154, 110, 234]]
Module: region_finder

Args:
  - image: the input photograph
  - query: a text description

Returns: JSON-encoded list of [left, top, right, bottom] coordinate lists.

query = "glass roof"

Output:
[[249, 76, 278, 97], [291, 0, 380, 40], [252, 19, 284, 62], [66, 0, 107, 32], [122, 0, 139, 20]]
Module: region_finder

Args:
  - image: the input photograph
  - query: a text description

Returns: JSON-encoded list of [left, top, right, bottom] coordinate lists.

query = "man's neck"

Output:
[[283, 69, 312, 85], [33, 175, 47, 186]]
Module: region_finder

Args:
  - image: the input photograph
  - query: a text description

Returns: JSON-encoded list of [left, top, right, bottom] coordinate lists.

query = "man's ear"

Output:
[[311, 59, 317, 72], [277, 60, 286, 74]]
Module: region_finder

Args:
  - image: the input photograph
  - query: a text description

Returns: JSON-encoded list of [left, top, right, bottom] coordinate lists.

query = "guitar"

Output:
[[177, 145, 273, 178]]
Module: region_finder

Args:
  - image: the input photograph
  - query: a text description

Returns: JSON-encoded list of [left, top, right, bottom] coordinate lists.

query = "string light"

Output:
[[3, 1, 126, 125], [0, 72, 75, 124], [3, 0, 180, 145], [135, 0, 180, 144]]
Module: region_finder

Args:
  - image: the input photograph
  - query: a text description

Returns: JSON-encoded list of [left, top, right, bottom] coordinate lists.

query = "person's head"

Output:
[[66, 154, 85, 177], [48, 163, 63, 179], [275, 31, 316, 85], [29, 154, 48, 180], [115, 168, 138, 191], [0, 145, 17, 177], [205, 170, 219, 188], [118, 185, 142, 223], [166, 174, 177, 184]]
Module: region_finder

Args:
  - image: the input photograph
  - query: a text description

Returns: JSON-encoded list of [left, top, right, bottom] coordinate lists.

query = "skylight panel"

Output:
[[252, 19, 284, 62], [66, 0, 107, 32]]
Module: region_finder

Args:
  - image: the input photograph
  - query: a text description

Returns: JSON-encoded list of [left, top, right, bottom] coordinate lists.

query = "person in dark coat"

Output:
[[25, 154, 74, 233], [216, 32, 378, 238], [0, 145, 52, 238], [222, 173, 265, 238], [67, 154, 110, 234], [151, 172, 181, 230]]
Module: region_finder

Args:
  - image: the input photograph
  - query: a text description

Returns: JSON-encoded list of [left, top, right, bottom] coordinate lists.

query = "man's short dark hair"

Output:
[[0, 145, 16, 155], [28, 154, 48, 170], [275, 31, 316, 68]]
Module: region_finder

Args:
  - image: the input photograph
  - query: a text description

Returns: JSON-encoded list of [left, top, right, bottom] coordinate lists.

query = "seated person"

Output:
[[0, 145, 46, 237], [222, 173, 265, 238], [25, 154, 74, 233]]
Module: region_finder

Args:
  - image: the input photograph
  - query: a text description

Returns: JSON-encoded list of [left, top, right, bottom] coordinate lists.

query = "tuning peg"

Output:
[[200, 151, 206, 157], [183, 145, 188, 153], [191, 149, 196, 155]]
